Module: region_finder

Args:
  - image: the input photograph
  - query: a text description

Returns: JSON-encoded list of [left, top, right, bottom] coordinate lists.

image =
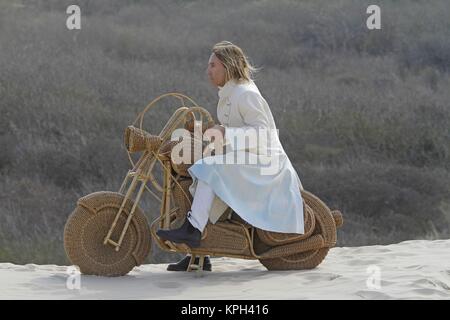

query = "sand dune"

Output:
[[1, 239, 450, 300]]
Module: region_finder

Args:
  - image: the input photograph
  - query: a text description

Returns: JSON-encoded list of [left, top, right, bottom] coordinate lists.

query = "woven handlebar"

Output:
[[124, 125, 163, 153]]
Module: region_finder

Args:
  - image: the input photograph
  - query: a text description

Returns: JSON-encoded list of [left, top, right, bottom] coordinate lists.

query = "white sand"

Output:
[[1, 239, 450, 300]]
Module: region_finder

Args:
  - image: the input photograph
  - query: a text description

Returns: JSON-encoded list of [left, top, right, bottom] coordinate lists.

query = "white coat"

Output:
[[188, 79, 305, 234]]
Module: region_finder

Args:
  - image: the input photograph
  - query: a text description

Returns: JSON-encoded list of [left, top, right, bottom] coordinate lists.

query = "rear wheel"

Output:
[[258, 190, 336, 270], [64, 191, 151, 276], [259, 247, 330, 271]]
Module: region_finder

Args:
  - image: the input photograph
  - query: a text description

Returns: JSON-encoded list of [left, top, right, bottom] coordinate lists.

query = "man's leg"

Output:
[[156, 179, 215, 247], [163, 180, 215, 271], [167, 255, 212, 272], [187, 179, 215, 232]]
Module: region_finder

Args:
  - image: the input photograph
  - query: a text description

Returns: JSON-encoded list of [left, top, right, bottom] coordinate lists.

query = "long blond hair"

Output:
[[212, 41, 259, 83]]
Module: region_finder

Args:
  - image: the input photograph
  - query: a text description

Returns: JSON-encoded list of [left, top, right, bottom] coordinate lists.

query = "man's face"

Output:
[[207, 53, 226, 87]]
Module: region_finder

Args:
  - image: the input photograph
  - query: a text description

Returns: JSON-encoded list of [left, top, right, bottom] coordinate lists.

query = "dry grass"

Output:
[[1, 0, 449, 264]]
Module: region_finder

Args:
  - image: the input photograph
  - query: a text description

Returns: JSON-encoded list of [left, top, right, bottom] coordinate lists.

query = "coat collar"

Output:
[[217, 79, 238, 99], [218, 79, 256, 99]]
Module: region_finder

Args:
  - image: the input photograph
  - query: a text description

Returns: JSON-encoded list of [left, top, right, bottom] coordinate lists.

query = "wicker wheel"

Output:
[[259, 246, 330, 271], [64, 191, 151, 276], [258, 189, 336, 271]]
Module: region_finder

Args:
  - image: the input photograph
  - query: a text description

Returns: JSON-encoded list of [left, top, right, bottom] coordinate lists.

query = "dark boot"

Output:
[[167, 255, 212, 272], [156, 216, 202, 248]]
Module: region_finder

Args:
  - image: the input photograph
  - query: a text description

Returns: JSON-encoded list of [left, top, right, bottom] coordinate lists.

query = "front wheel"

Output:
[[63, 191, 151, 276]]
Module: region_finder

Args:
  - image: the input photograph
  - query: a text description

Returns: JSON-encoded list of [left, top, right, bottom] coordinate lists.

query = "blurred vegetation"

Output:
[[1, 0, 449, 265]]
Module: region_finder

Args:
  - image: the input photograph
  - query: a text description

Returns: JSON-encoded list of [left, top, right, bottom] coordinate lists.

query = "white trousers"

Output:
[[187, 179, 215, 232]]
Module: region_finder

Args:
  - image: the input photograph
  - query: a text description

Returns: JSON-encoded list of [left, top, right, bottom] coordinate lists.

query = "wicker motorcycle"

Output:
[[63, 93, 343, 276]]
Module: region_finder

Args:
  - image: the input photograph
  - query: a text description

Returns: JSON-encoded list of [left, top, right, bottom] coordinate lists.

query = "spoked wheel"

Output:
[[64, 191, 151, 276], [258, 190, 338, 271], [259, 247, 331, 271]]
